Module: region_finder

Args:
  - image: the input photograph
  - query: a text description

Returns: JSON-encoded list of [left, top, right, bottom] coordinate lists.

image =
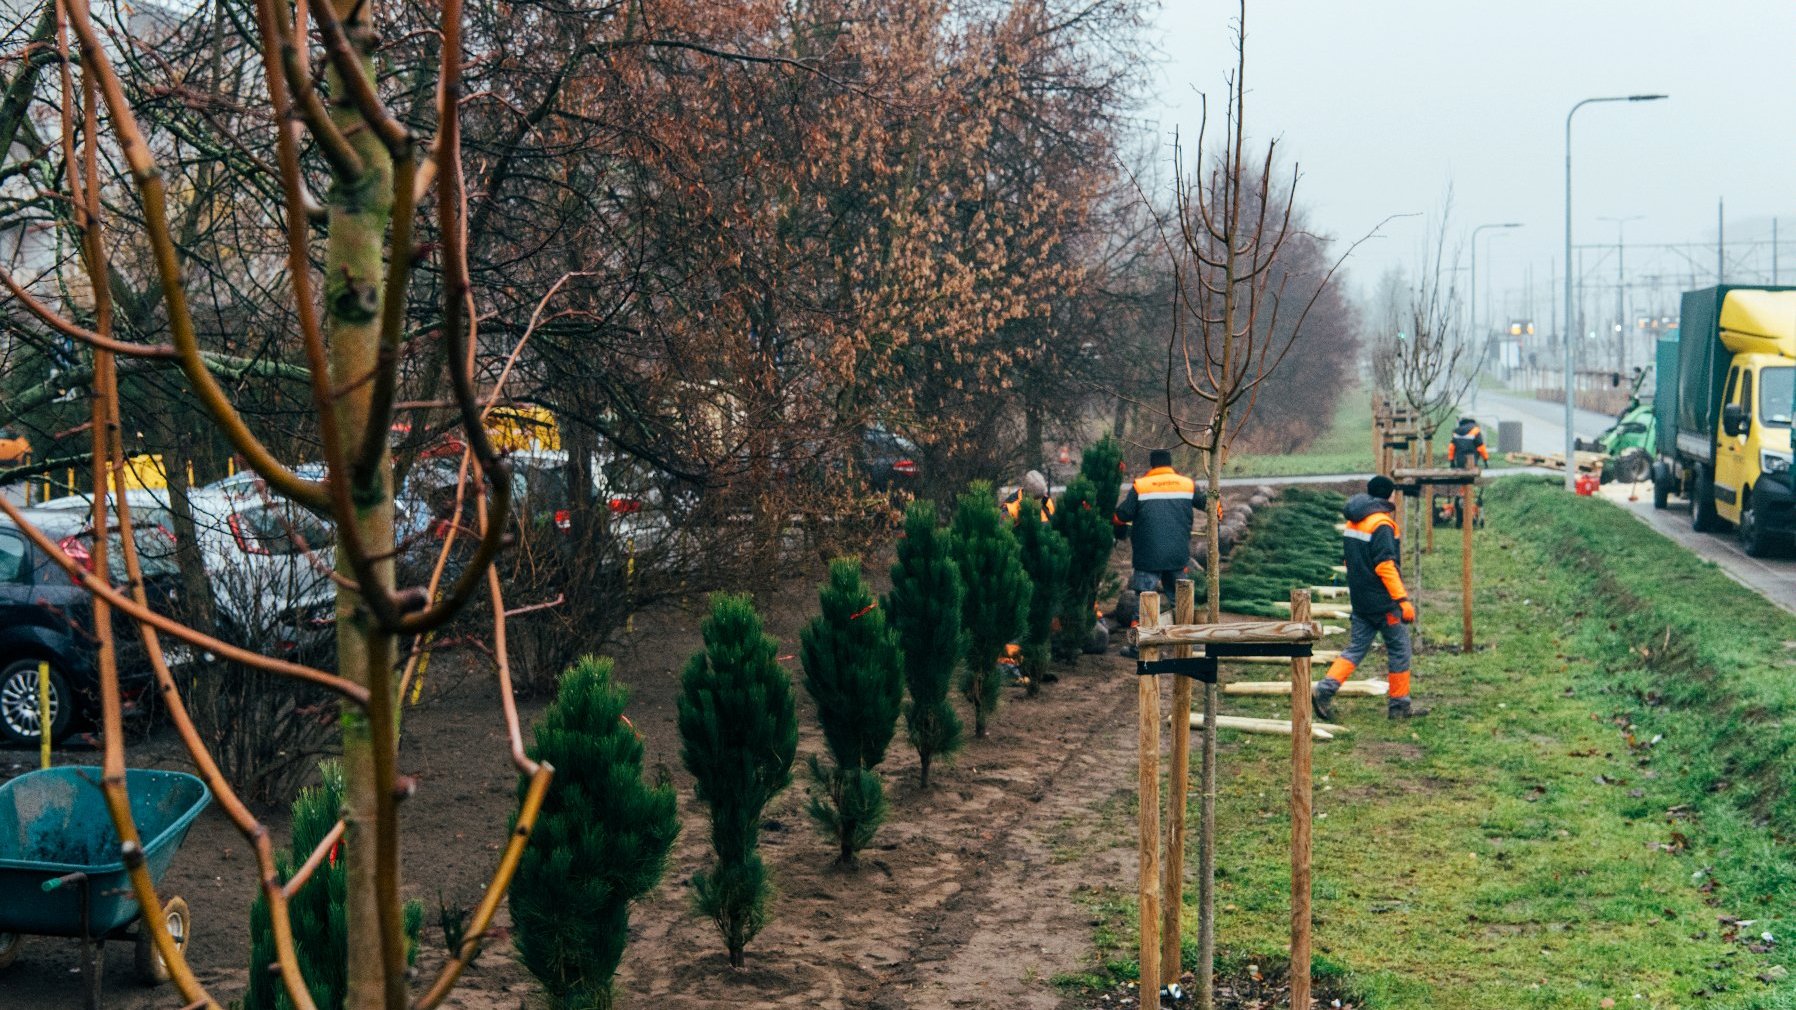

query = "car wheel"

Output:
[[1739, 490, 1777, 558], [0, 659, 73, 747], [1691, 470, 1722, 532]]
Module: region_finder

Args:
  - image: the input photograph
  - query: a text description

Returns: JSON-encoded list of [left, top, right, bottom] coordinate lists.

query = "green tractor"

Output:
[[1576, 367, 1655, 484]]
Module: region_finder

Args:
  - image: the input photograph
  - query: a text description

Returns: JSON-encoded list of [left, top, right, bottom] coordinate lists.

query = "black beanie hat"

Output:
[[1149, 448, 1173, 469], [1368, 475, 1396, 499]]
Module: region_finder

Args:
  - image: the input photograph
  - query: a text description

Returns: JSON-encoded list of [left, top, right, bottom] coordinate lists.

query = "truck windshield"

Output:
[[1761, 367, 1794, 427]]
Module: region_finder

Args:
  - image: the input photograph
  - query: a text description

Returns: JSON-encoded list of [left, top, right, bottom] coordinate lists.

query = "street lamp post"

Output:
[[1564, 94, 1667, 490], [1470, 222, 1522, 375]]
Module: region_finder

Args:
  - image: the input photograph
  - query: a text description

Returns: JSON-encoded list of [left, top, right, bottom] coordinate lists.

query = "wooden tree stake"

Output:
[[1462, 481, 1475, 651], [1289, 589, 1313, 1010], [1137, 590, 1162, 999], [1161, 579, 1194, 987]]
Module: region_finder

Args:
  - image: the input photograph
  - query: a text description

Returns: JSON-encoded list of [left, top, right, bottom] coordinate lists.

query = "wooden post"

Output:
[[1462, 481, 1475, 652], [1137, 590, 1162, 999], [1161, 579, 1195, 987], [1289, 590, 1313, 1010]]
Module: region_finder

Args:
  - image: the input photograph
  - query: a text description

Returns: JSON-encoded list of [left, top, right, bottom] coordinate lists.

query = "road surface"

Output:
[[1466, 389, 1617, 457]]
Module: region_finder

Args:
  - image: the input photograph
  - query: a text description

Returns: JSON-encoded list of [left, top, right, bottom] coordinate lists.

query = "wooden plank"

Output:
[[1185, 713, 1339, 740], [1269, 602, 1351, 620], [1309, 586, 1349, 598], [1225, 678, 1387, 697], [1132, 620, 1322, 648]]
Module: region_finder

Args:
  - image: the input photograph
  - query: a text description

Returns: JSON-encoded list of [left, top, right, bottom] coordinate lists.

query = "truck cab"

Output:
[[1654, 286, 1796, 556]]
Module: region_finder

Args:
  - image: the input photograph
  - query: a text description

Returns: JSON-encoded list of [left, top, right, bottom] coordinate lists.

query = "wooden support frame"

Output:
[[1392, 467, 1481, 650], [1133, 593, 1323, 1005]]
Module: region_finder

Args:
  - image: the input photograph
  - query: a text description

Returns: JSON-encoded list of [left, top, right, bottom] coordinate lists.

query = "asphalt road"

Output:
[[1466, 388, 1618, 457]]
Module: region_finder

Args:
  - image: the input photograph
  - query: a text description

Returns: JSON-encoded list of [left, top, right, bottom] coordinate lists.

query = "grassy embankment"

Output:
[[1059, 478, 1796, 1008], [1224, 394, 1374, 478]]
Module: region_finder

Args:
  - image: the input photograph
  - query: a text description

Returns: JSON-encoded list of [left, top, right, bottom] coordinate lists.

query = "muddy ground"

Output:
[[1, 557, 1181, 1010]]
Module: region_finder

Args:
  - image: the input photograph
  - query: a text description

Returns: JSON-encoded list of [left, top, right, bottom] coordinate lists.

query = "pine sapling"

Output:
[[1052, 476, 1115, 662], [511, 656, 679, 1010], [885, 501, 964, 787], [1081, 435, 1125, 543], [800, 558, 904, 865], [1012, 499, 1070, 695], [678, 594, 798, 968], [246, 762, 422, 1010], [951, 483, 1030, 738]]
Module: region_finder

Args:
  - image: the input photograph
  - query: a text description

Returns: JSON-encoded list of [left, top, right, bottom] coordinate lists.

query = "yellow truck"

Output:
[[1652, 286, 1796, 556]]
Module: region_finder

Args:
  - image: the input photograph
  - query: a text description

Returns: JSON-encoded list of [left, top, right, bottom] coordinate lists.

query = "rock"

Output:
[[1248, 493, 1270, 508]]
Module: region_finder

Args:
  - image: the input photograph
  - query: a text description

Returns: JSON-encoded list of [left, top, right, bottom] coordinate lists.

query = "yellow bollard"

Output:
[[411, 632, 435, 706], [37, 660, 51, 769]]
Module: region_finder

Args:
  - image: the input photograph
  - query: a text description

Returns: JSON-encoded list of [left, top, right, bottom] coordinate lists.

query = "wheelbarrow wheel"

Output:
[[135, 896, 189, 985], [0, 931, 20, 971]]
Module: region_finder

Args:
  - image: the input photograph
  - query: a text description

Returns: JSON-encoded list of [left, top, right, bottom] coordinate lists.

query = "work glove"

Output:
[[1398, 599, 1416, 624]]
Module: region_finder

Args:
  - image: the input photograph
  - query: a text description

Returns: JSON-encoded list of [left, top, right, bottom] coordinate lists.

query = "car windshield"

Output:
[[1761, 367, 1794, 427]]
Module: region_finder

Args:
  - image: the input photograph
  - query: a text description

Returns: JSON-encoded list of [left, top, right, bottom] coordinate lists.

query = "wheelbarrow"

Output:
[[0, 766, 212, 1009]]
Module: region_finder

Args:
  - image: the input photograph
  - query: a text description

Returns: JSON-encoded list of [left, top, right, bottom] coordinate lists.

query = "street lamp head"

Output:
[[1500, 222, 1523, 229], [1628, 93, 1669, 102]]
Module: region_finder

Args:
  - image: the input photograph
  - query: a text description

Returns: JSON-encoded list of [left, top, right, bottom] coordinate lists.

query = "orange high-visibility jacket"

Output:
[[1448, 419, 1489, 466], [1002, 489, 1055, 524], [1341, 493, 1409, 618], [1113, 466, 1205, 573]]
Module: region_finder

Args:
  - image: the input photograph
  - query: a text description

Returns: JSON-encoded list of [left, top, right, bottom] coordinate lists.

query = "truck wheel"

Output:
[[0, 932, 20, 971], [1739, 491, 1779, 558], [1652, 468, 1671, 509], [1691, 470, 1722, 532]]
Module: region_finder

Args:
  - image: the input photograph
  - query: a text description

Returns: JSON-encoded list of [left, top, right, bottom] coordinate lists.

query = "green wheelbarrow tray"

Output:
[[0, 766, 211, 938]]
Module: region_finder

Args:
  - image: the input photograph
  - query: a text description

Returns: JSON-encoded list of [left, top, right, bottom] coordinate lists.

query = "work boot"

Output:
[[1311, 677, 1341, 721], [1387, 697, 1430, 719]]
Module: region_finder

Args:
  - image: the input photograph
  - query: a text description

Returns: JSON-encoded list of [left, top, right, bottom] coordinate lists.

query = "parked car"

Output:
[[0, 508, 186, 745], [41, 487, 336, 660], [182, 489, 336, 659], [858, 425, 921, 491]]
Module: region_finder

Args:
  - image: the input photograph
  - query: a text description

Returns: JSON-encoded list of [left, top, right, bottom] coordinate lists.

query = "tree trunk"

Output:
[[919, 752, 931, 789], [324, 9, 403, 1008], [1024, 399, 1044, 473]]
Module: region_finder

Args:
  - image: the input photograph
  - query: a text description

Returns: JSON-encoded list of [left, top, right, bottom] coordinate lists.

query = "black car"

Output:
[[0, 509, 182, 745]]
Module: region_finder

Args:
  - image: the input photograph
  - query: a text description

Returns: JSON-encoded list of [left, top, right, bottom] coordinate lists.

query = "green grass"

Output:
[[1224, 394, 1375, 477], [1062, 479, 1796, 1007]]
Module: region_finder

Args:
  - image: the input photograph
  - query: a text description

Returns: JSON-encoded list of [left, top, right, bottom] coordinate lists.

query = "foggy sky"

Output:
[[1151, 0, 1796, 333]]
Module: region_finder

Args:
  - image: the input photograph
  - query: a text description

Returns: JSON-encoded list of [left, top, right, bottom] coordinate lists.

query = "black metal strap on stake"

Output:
[[1135, 657, 1218, 683], [1204, 642, 1314, 659]]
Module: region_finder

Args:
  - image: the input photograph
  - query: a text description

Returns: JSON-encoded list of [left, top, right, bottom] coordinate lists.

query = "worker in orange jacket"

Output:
[[1312, 475, 1427, 720], [1447, 417, 1489, 469], [1002, 470, 1055, 524]]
